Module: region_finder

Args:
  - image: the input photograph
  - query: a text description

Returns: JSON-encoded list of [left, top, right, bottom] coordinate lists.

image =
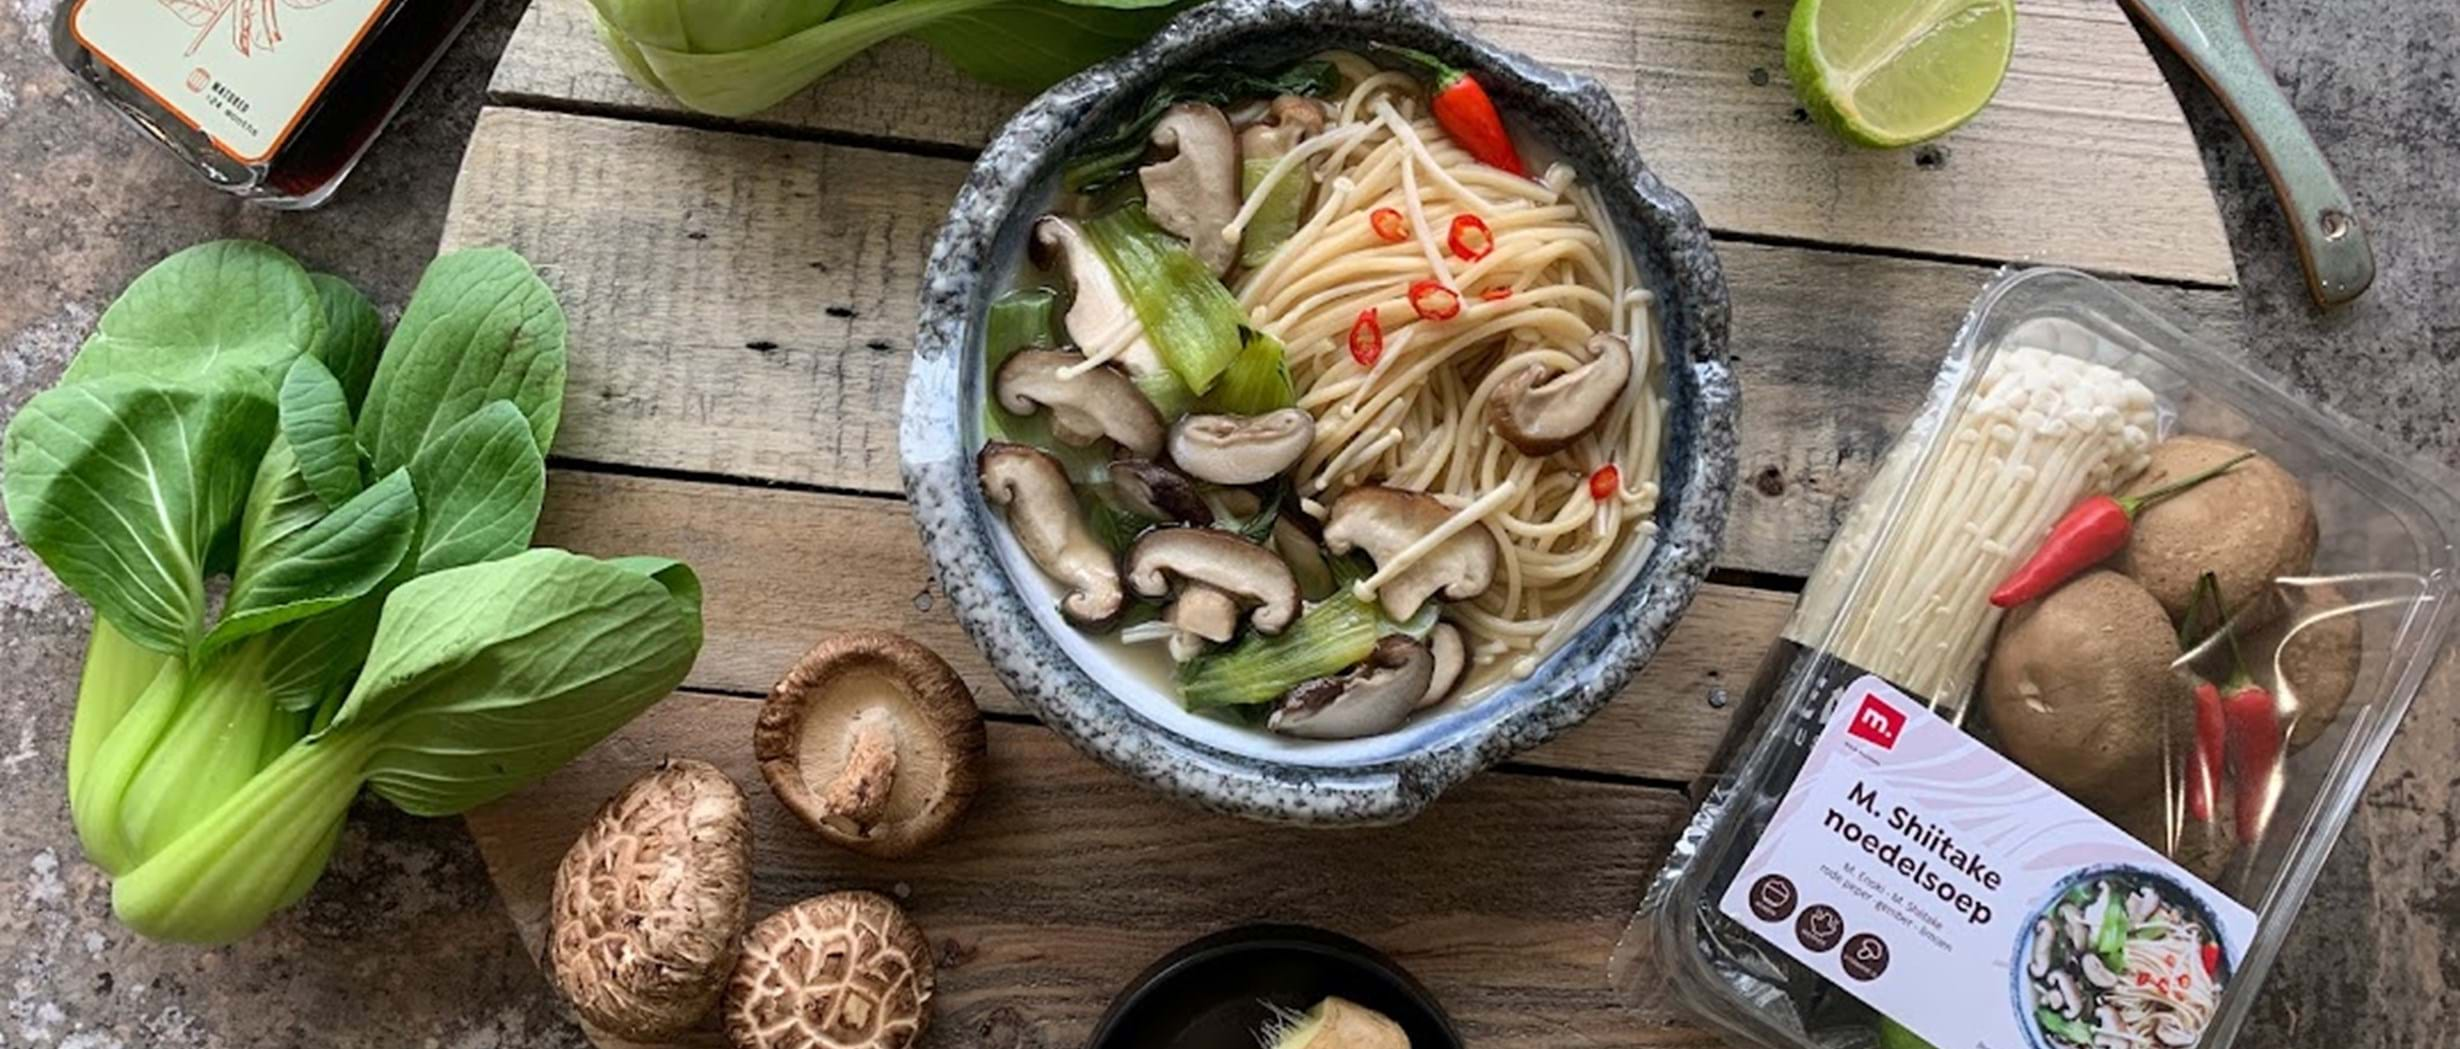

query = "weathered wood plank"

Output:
[[534, 468, 1774, 783], [445, 108, 2242, 579], [469, 705, 1722, 1048], [490, 0, 2233, 283]]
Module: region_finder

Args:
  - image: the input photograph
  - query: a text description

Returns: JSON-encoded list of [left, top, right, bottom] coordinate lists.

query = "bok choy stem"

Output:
[[1082, 207, 1248, 397], [1178, 592, 1381, 707], [69, 619, 171, 804]]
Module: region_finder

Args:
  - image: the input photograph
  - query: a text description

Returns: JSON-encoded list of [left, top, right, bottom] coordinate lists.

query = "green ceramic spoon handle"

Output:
[[2123, 0, 2375, 307]]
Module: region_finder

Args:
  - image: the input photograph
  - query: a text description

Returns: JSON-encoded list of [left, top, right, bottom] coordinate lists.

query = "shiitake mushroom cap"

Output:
[[2253, 582, 2364, 751], [725, 891, 934, 1049], [755, 631, 988, 859], [548, 759, 753, 1041], [1982, 571, 2188, 813], [2119, 436, 2317, 621]]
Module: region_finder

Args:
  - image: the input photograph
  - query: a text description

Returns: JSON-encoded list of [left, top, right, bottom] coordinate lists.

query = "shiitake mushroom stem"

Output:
[[816, 718, 899, 829]]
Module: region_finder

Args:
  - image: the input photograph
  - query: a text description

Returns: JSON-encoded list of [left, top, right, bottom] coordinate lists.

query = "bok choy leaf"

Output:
[[1083, 206, 1247, 397], [357, 249, 567, 474]]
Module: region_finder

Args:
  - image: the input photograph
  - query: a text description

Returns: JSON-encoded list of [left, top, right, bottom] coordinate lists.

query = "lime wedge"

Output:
[[1786, 0, 2016, 148]]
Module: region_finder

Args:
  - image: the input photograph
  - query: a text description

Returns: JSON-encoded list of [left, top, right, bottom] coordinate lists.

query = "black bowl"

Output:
[[1086, 925, 1463, 1049]]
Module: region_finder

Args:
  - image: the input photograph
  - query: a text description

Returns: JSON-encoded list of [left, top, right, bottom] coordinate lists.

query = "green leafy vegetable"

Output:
[[1178, 592, 1381, 708], [279, 357, 364, 510], [405, 401, 548, 574], [2094, 895, 2131, 974], [981, 288, 1111, 481], [61, 241, 324, 390], [1082, 206, 1248, 396], [112, 551, 703, 943], [308, 274, 383, 414], [1200, 329, 1295, 416], [357, 248, 567, 474], [2, 377, 277, 654], [2035, 1008, 2093, 1046], [4, 240, 700, 944], [1238, 158, 1310, 267], [1064, 60, 1339, 194], [588, 0, 1184, 118]]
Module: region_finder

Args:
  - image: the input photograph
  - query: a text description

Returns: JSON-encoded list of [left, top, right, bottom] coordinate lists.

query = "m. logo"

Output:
[[1847, 693, 1906, 749]]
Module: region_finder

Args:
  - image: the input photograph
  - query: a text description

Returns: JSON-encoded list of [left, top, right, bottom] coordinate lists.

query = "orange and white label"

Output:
[[71, 0, 391, 163]]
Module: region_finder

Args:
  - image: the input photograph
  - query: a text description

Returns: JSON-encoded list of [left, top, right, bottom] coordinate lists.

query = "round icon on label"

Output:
[[1841, 933, 1890, 981], [1795, 904, 1845, 953], [1748, 874, 1799, 922]]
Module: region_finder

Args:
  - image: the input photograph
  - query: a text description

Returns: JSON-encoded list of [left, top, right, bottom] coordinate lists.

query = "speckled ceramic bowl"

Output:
[[902, 0, 1736, 825]]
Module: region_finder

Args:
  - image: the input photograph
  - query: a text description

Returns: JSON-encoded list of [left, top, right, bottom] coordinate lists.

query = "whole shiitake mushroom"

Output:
[[549, 759, 754, 1040], [756, 631, 988, 858], [2253, 583, 2365, 751], [2113, 797, 2236, 886], [725, 891, 934, 1049], [2119, 436, 2317, 621], [1982, 571, 2188, 813]]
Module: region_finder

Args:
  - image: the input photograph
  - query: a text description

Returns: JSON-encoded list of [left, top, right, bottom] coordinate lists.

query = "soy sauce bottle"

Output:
[[52, 0, 487, 209]]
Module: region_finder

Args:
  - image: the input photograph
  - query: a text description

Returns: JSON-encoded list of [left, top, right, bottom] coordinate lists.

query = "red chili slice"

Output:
[[1349, 308, 1384, 367], [1370, 208, 1409, 243], [1479, 286, 1513, 302], [1588, 464, 1620, 501], [1448, 214, 1494, 260], [1408, 279, 1461, 321], [2200, 942, 2220, 977]]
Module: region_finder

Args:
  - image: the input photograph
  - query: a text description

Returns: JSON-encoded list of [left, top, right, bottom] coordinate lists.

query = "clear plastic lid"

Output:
[[1617, 268, 2459, 1049]]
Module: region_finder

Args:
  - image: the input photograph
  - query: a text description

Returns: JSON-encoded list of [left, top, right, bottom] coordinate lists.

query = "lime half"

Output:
[[1786, 0, 2016, 148]]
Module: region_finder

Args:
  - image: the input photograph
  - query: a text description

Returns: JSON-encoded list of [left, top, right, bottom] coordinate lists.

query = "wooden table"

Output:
[[451, 2, 2246, 1045]]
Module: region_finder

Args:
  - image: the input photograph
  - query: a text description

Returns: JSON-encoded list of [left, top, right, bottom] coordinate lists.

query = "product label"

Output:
[[1718, 676, 2257, 1049], [71, 0, 389, 163]]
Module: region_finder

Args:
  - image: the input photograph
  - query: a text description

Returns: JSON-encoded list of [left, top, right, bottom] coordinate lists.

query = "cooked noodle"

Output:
[[1234, 58, 1667, 683]]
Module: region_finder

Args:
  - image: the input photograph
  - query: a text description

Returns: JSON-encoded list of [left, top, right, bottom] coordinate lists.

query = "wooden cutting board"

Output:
[[443, 2, 2240, 1046]]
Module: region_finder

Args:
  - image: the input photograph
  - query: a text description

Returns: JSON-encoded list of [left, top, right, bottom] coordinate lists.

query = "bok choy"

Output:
[[1, 241, 704, 944], [587, 0, 1187, 117]]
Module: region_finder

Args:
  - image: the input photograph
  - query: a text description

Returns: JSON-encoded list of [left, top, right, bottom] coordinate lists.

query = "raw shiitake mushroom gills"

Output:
[[1983, 571, 2188, 813], [725, 891, 934, 1049], [756, 631, 988, 859], [2120, 436, 2317, 620], [979, 442, 1125, 627], [549, 759, 753, 1041], [1485, 332, 1632, 457], [1322, 486, 1500, 621]]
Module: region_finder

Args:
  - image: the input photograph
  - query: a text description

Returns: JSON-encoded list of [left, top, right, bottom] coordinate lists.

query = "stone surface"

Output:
[[0, 0, 2452, 1046]]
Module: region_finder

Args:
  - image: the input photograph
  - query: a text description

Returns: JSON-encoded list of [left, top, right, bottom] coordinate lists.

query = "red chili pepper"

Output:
[[2187, 679, 2225, 823], [1370, 207, 1409, 243], [1379, 46, 1528, 175], [1988, 452, 2254, 608], [1408, 278, 1461, 321], [1348, 308, 1383, 368], [1479, 286, 1513, 302], [1447, 214, 1494, 261], [2200, 942, 2221, 977], [2225, 682, 2284, 844], [1588, 464, 1620, 501]]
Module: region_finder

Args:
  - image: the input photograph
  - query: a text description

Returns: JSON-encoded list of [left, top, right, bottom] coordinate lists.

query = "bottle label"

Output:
[[70, 0, 390, 164], [1716, 675, 2257, 1049]]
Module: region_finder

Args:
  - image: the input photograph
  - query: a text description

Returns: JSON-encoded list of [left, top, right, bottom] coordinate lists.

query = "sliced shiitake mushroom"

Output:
[[1139, 102, 1242, 277], [1418, 622, 1466, 710], [1269, 634, 1436, 739], [1124, 528, 1301, 660], [1981, 571, 2187, 812], [549, 759, 752, 1041], [2118, 436, 2317, 621], [1486, 333, 1632, 456], [995, 349, 1165, 458], [724, 891, 933, 1049], [755, 631, 987, 859], [979, 442, 1125, 627], [1109, 458, 1212, 524], [1169, 408, 1316, 485], [1237, 96, 1332, 160], [1321, 486, 1499, 621], [1031, 216, 1171, 387]]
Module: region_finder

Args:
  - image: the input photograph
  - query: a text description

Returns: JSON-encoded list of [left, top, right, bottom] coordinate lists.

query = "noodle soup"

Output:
[[2015, 868, 2231, 1049], [974, 50, 1667, 741]]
